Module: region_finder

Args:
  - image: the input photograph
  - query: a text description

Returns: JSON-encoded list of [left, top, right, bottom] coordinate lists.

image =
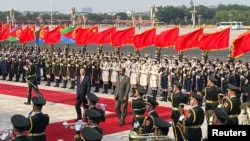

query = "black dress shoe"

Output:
[[24, 102, 31, 105], [119, 121, 125, 126]]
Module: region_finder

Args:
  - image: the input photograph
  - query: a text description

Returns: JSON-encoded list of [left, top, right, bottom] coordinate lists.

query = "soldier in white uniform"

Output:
[[129, 57, 139, 97], [110, 56, 120, 94], [138, 57, 149, 93], [100, 56, 110, 94], [149, 58, 160, 100]]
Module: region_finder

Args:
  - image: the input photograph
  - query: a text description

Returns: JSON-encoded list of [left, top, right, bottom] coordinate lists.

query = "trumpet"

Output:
[[0, 129, 13, 141], [62, 120, 86, 129], [96, 103, 107, 111]]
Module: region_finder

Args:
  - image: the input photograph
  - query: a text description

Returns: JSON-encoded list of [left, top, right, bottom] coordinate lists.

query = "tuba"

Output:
[[121, 130, 175, 141], [241, 102, 250, 125]]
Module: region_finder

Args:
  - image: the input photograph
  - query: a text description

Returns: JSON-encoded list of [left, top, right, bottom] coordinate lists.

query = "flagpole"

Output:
[[228, 27, 234, 63], [50, 0, 53, 26]]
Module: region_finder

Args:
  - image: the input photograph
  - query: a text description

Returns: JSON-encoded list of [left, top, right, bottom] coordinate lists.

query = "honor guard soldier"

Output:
[[24, 57, 43, 105], [13, 56, 21, 82], [183, 92, 204, 141], [240, 63, 250, 102], [6, 54, 13, 81], [26, 96, 49, 141], [170, 59, 181, 88], [85, 109, 103, 134], [131, 84, 146, 133], [86, 93, 105, 124], [159, 57, 170, 101], [110, 56, 120, 94], [92, 58, 101, 92], [129, 57, 139, 97], [60, 59, 68, 88], [0, 53, 7, 80], [100, 56, 110, 94], [149, 58, 160, 100], [195, 63, 206, 95], [68, 59, 76, 89], [52, 58, 61, 87], [182, 62, 193, 99], [222, 83, 241, 125], [74, 127, 102, 141], [138, 57, 149, 92], [84, 55, 92, 77], [221, 64, 232, 94], [44, 57, 52, 86], [168, 80, 188, 141], [154, 117, 172, 137], [139, 96, 159, 134], [201, 76, 221, 125], [3, 114, 32, 141]]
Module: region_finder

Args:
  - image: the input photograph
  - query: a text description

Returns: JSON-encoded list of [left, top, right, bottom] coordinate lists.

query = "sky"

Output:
[[1, 0, 250, 13]]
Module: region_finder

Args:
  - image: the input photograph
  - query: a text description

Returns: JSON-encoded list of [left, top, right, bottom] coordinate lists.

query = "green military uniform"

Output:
[[75, 127, 102, 141], [154, 117, 172, 136], [86, 93, 105, 123], [131, 84, 146, 133], [27, 97, 49, 141]]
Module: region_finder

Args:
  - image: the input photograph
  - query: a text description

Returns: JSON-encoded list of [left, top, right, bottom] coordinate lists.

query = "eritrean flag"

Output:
[[8, 25, 22, 42], [35, 26, 48, 45], [60, 26, 76, 44]]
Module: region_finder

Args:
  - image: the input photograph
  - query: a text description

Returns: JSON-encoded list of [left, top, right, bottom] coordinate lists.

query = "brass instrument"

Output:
[[62, 120, 86, 129], [218, 93, 225, 106], [120, 130, 175, 141], [240, 102, 250, 125], [178, 103, 186, 135]]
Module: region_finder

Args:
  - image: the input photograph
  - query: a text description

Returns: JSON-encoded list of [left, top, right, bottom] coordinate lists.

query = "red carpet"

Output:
[[0, 82, 173, 141]]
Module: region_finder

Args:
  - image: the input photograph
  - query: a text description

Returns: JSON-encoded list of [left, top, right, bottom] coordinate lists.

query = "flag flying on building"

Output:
[[44, 26, 61, 44], [96, 26, 116, 45], [8, 25, 22, 42], [199, 28, 230, 51], [174, 28, 203, 51], [232, 31, 250, 58], [60, 26, 76, 44], [111, 27, 135, 48], [133, 27, 156, 50], [19, 26, 35, 43], [155, 27, 179, 48]]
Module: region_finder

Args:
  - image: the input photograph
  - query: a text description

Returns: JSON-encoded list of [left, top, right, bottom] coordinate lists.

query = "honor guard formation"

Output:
[[0, 43, 250, 141]]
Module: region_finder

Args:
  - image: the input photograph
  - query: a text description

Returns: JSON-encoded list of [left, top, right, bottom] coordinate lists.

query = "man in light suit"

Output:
[[114, 67, 131, 126], [75, 68, 91, 121]]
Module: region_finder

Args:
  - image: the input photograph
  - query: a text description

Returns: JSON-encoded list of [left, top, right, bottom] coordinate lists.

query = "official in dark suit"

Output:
[[75, 68, 91, 120], [184, 92, 204, 141], [114, 67, 131, 126], [27, 97, 49, 141]]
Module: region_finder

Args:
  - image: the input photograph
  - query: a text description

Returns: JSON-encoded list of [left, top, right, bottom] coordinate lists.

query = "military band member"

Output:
[[129, 57, 139, 97], [84, 109, 103, 135], [201, 76, 221, 125], [110, 56, 120, 94], [44, 57, 52, 86], [154, 117, 172, 137], [26, 96, 49, 141], [139, 96, 159, 134], [131, 84, 146, 133], [168, 80, 188, 141], [149, 58, 160, 100], [182, 92, 204, 141], [52, 58, 61, 87], [100, 56, 110, 94], [74, 127, 102, 141], [222, 83, 241, 125], [138, 57, 149, 92], [159, 57, 170, 101]]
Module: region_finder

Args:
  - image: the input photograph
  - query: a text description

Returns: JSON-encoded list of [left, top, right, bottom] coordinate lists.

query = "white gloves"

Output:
[[218, 104, 222, 108], [183, 74, 186, 77], [1, 132, 10, 140], [75, 120, 83, 131], [179, 115, 185, 121], [171, 72, 174, 76], [25, 112, 32, 118], [99, 103, 106, 111], [133, 121, 140, 128], [196, 76, 200, 79]]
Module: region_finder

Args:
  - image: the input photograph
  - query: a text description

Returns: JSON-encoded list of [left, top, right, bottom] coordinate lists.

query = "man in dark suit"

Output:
[[26, 96, 49, 141], [114, 67, 130, 126], [76, 68, 91, 121]]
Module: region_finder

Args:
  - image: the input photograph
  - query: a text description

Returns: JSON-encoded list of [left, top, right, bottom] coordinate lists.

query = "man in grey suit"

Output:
[[114, 67, 131, 126]]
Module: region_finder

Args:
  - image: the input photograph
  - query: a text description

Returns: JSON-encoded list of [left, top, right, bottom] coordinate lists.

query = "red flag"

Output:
[[0, 24, 10, 41], [111, 27, 135, 48], [199, 28, 230, 51], [155, 27, 179, 48], [19, 26, 35, 43], [44, 26, 61, 44], [75, 26, 98, 45], [96, 27, 116, 45], [174, 28, 203, 51], [232, 32, 250, 58], [133, 28, 156, 50]]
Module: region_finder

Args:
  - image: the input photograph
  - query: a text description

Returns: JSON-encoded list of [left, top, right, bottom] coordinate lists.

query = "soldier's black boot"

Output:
[[94, 84, 99, 92], [130, 88, 136, 97], [37, 77, 41, 85], [1, 74, 6, 80], [165, 92, 168, 102], [45, 79, 50, 86], [54, 79, 59, 87], [72, 81, 75, 89], [152, 90, 157, 100], [24, 93, 31, 105], [15, 77, 19, 82], [160, 91, 166, 101], [103, 84, 108, 94], [111, 86, 116, 94], [61, 80, 67, 88]]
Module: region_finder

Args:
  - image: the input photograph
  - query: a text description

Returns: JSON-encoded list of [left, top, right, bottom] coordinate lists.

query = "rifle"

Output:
[[25, 77, 44, 99]]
